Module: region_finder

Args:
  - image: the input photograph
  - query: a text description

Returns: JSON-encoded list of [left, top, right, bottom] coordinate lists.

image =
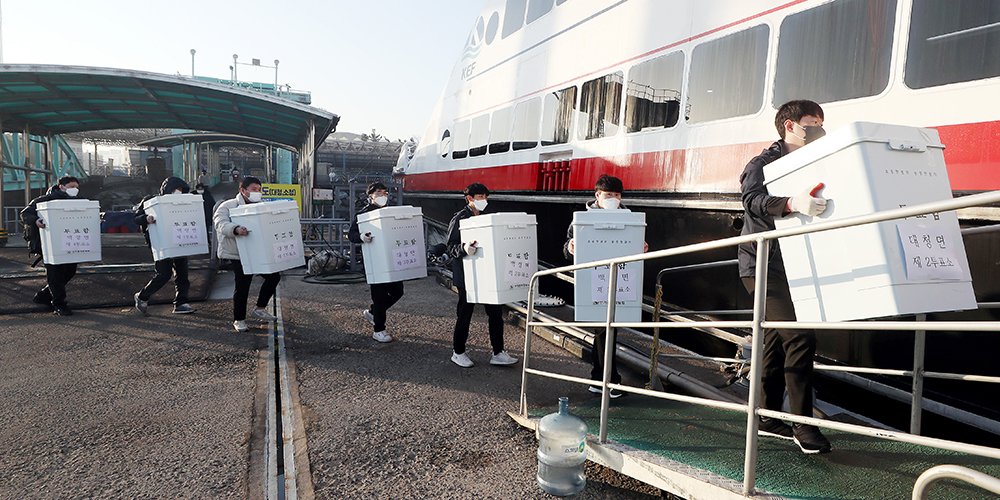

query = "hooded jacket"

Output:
[[213, 190, 255, 261], [562, 199, 629, 260], [446, 204, 480, 289], [133, 177, 191, 250], [738, 140, 793, 279], [20, 184, 82, 256]]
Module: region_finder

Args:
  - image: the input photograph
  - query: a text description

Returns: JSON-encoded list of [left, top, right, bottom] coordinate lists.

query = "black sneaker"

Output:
[[32, 292, 51, 306], [758, 417, 794, 440], [53, 307, 74, 317], [793, 424, 832, 454]]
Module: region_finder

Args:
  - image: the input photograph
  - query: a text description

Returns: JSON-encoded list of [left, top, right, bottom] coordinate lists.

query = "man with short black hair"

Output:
[[739, 99, 831, 454], [447, 183, 518, 368], [214, 176, 281, 332], [20, 176, 85, 316], [349, 181, 402, 343]]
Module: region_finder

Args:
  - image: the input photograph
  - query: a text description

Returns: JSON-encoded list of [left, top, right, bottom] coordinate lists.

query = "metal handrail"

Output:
[[519, 189, 1000, 496], [912, 465, 1000, 500]]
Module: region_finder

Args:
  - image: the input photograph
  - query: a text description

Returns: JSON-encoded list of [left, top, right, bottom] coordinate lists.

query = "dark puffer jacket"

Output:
[[20, 184, 81, 256], [738, 140, 792, 279], [133, 177, 191, 248]]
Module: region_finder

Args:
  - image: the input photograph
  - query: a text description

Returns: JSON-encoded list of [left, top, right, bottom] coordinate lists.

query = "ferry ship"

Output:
[[398, 0, 1000, 439]]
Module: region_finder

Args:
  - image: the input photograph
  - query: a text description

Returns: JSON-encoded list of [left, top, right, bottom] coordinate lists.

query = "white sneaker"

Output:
[[233, 320, 249, 332], [363, 309, 375, 325], [588, 386, 624, 399], [250, 308, 277, 321], [372, 330, 393, 343], [134, 293, 148, 314], [489, 351, 518, 365], [451, 351, 474, 368]]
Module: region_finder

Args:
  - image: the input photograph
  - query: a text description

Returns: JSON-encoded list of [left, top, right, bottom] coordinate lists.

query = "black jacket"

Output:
[[134, 177, 191, 249], [562, 199, 629, 261], [199, 188, 217, 224], [738, 140, 792, 279], [348, 201, 381, 244], [446, 204, 479, 289], [20, 184, 81, 256]]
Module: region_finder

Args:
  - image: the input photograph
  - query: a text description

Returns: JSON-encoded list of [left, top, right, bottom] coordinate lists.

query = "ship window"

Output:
[[469, 114, 491, 157], [556, 0, 569, 4], [578, 72, 623, 140], [687, 25, 769, 123], [541, 86, 577, 145], [513, 97, 541, 150], [452, 120, 470, 159], [625, 51, 684, 133], [503, 0, 527, 39], [527, 0, 554, 24], [489, 106, 513, 154], [905, 0, 1000, 88], [774, 0, 896, 105], [440, 129, 451, 158]]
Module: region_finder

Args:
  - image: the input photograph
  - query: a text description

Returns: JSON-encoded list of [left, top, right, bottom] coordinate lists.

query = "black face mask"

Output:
[[792, 123, 826, 144]]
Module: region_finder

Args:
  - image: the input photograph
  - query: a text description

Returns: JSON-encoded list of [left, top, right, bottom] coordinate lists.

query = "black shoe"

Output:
[[32, 292, 52, 306], [53, 307, 74, 317], [793, 424, 832, 454], [758, 417, 794, 440], [588, 386, 624, 398]]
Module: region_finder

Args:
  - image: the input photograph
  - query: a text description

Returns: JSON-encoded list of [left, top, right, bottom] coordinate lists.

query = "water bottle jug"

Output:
[[537, 397, 588, 496]]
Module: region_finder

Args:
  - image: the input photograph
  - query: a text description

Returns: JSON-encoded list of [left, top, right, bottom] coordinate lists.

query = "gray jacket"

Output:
[[213, 194, 252, 260]]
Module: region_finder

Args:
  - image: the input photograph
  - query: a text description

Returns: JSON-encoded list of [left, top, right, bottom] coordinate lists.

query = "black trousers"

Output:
[[741, 276, 816, 418], [233, 260, 281, 321], [453, 287, 504, 355], [138, 257, 190, 305], [40, 263, 77, 309], [591, 327, 622, 384], [369, 281, 404, 332]]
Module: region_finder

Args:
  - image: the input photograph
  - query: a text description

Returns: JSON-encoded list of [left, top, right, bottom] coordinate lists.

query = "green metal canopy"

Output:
[[0, 65, 338, 150]]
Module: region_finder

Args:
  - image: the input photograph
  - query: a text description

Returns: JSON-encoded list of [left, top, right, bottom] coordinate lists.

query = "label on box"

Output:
[[504, 252, 532, 284], [172, 222, 203, 246], [273, 240, 301, 264], [61, 229, 94, 252], [897, 224, 963, 281], [590, 264, 638, 303], [392, 248, 422, 271]]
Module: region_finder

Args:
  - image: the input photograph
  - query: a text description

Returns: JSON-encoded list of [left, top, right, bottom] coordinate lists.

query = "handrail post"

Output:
[[599, 261, 620, 443], [520, 276, 538, 417], [742, 237, 769, 496], [911, 313, 927, 435]]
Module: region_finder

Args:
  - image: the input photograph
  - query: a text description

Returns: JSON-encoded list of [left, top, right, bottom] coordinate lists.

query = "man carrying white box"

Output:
[[446, 183, 518, 368], [20, 176, 86, 317], [739, 100, 832, 454], [132, 176, 197, 315], [214, 176, 281, 332], [348, 181, 402, 343]]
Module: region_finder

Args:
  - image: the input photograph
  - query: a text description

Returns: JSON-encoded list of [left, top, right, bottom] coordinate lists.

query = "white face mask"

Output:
[[600, 197, 620, 210], [372, 195, 388, 207], [246, 191, 263, 203], [65, 187, 79, 197], [196, 190, 205, 194], [473, 199, 488, 212]]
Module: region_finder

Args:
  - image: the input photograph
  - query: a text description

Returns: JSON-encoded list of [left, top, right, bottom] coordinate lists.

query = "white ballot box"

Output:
[[357, 205, 427, 284], [143, 193, 209, 261], [460, 213, 537, 304], [764, 121, 976, 322], [229, 200, 305, 274], [573, 210, 646, 322], [36, 199, 102, 265]]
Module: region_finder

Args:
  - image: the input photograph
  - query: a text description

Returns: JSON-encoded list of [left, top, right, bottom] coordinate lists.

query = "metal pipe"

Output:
[[912, 465, 1000, 500], [742, 237, 768, 496], [911, 314, 927, 435], [598, 263, 620, 443]]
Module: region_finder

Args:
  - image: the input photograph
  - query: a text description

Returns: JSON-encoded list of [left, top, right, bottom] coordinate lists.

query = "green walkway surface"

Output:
[[532, 395, 1000, 499]]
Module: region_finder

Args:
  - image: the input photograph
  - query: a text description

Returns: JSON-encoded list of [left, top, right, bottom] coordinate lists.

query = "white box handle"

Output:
[[887, 139, 927, 152], [506, 224, 527, 229], [594, 223, 625, 230], [394, 215, 413, 220]]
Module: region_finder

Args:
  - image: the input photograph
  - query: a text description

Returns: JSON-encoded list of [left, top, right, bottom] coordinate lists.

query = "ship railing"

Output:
[[519, 190, 1000, 496], [912, 465, 1000, 499]]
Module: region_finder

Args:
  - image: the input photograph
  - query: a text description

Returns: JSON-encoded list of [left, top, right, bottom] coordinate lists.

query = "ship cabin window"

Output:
[[503, 0, 527, 39], [541, 86, 577, 145], [489, 106, 513, 154], [579, 72, 623, 140], [440, 129, 451, 158], [625, 51, 684, 133], [556, 0, 569, 4], [452, 120, 470, 159], [774, 0, 896, 106], [905, 0, 1000, 89], [527, 0, 554, 24], [513, 97, 541, 150], [687, 25, 769, 123], [469, 114, 491, 157]]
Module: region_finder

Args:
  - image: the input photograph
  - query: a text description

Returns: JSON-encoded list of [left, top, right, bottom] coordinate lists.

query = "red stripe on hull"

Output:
[[933, 121, 1000, 191]]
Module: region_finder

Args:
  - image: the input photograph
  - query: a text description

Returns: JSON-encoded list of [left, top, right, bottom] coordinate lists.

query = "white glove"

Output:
[[146, 215, 156, 224], [361, 232, 373, 243], [789, 183, 827, 217], [464, 241, 478, 255]]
